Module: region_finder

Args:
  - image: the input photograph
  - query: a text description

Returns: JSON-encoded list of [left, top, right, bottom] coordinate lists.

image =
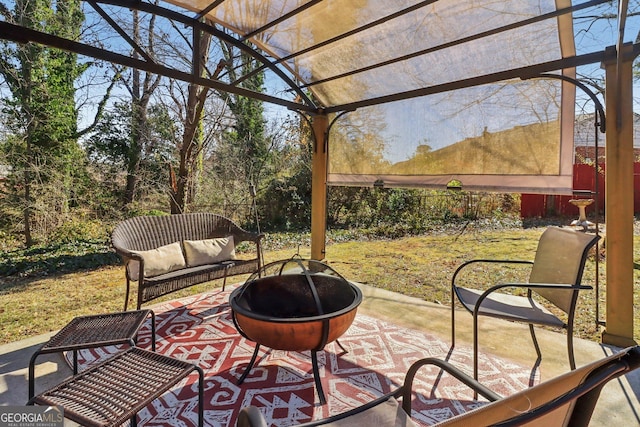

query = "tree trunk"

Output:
[[124, 10, 159, 207], [22, 151, 33, 247], [170, 28, 212, 213]]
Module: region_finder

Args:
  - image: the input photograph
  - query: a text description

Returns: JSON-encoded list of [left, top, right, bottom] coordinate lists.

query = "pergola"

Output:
[[0, 0, 637, 346]]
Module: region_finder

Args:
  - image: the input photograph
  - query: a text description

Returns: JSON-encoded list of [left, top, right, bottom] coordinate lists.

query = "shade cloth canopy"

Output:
[[0, 1, 638, 193]]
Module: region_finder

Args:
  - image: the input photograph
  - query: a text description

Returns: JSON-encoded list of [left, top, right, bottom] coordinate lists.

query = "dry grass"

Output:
[[1, 226, 638, 345]]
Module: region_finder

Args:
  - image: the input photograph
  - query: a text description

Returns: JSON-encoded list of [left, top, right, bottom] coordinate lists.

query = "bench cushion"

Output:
[[183, 236, 236, 267], [128, 242, 187, 281]]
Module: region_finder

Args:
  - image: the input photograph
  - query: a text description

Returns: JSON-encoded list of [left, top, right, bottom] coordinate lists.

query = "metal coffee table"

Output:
[[28, 347, 204, 427], [28, 309, 155, 399]]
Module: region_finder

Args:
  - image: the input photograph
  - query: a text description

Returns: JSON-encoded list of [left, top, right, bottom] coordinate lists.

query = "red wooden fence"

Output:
[[520, 163, 640, 218]]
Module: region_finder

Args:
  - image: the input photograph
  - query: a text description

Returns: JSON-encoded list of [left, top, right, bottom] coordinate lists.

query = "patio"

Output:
[[3, 282, 639, 426], [0, 2, 638, 424]]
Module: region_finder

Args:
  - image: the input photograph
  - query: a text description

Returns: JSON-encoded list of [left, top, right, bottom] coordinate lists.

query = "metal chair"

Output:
[[237, 346, 640, 426], [451, 227, 600, 380]]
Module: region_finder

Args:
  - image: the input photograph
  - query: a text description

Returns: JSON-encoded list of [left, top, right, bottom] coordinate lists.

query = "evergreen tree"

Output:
[[0, 1, 86, 245]]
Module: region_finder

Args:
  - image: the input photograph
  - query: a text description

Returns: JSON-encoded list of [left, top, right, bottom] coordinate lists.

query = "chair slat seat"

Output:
[[456, 287, 566, 327], [29, 347, 204, 427]]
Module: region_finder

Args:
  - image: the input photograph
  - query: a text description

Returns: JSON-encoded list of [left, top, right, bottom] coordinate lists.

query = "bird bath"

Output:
[[569, 198, 594, 230]]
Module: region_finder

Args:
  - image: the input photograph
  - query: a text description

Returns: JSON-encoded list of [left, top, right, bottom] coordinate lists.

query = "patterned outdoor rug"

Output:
[[67, 287, 539, 426]]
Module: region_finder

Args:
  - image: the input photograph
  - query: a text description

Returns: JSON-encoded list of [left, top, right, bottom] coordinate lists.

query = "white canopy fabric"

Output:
[[162, 0, 624, 194], [170, 0, 577, 107], [1, 0, 633, 194]]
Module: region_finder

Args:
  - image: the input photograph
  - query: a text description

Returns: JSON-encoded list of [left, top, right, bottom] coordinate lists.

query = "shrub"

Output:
[[48, 217, 109, 244]]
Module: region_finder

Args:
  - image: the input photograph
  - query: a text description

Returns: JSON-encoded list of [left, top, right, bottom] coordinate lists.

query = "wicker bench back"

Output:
[[112, 213, 251, 252]]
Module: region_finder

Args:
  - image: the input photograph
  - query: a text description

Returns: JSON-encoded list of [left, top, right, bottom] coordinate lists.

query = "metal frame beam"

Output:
[[323, 47, 640, 114], [94, 0, 316, 108], [301, 0, 609, 90], [0, 20, 316, 113]]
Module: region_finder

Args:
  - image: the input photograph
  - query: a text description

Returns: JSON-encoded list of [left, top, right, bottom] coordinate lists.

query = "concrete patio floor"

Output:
[[1, 283, 639, 426]]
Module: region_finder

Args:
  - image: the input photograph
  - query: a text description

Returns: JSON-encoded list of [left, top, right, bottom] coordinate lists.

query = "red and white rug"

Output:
[[68, 288, 539, 426]]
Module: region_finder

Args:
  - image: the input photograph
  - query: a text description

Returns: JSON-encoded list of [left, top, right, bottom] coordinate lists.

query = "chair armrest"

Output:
[[472, 282, 592, 316], [401, 357, 501, 414], [525, 283, 592, 291], [122, 251, 143, 261], [112, 244, 140, 260], [452, 259, 533, 287], [233, 231, 264, 261], [235, 230, 265, 244], [110, 248, 144, 280], [484, 282, 592, 293]]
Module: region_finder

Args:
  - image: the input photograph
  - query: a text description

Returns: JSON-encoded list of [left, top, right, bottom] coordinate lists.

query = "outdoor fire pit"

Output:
[[229, 257, 362, 404]]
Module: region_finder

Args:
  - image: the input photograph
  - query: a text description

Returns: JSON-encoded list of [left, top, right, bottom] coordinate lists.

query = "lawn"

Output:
[[1, 223, 639, 345]]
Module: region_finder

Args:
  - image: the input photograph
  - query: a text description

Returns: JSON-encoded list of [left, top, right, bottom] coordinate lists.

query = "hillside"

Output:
[[391, 121, 561, 175]]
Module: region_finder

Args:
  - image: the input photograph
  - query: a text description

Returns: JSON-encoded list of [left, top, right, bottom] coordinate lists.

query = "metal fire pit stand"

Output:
[[234, 319, 348, 405], [231, 257, 360, 405]]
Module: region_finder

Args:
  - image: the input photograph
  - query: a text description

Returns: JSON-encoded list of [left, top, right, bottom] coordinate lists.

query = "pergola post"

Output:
[[601, 44, 636, 347], [310, 112, 329, 260]]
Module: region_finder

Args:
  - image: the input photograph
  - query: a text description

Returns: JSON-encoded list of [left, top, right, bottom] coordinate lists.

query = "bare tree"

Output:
[[164, 27, 216, 214], [118, 8, 162, 206]]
